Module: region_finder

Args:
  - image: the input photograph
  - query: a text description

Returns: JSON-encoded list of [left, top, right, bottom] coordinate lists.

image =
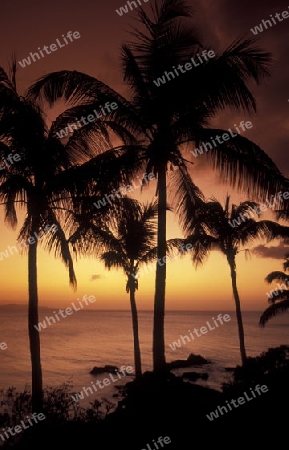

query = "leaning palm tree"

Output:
[[0, 60, 140, 411], [180, 196, 289, 365], [27, 0, 289, 372], [260, 253, 289, 326]]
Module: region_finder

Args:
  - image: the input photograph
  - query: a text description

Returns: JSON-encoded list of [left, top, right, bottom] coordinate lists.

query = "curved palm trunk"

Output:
[[128, 276, 142, 378], [227, 254, 247, 366], [28, 221, 43, 412], [153, 163, 167, 372]]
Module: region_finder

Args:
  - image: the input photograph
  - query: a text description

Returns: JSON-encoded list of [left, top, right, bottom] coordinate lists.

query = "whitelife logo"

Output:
[[191, 120, 253, 158], [0, 342, 7, 351], [55, 101, 118, 139], [34, 295, 96, 331], [206, 384, 269, 421], [266, 279, 289, 300], [132, 242, 193, 281], [250, 7, 289, 35], [153, 50, 215, 87], [115, 0, 149, 16], [140, 436, 171, 450], [18, 31, 81, 68], [71, 365, 133, 402], [228, 191, 289, 228], [93, 172, 155, 210], [168, 314, 231, 351], [0, 153, 21, 170], [0, 413, 45, 444], [0, 224, 58, 262]]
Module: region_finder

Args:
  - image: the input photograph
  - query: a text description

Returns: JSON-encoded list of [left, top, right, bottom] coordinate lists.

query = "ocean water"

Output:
[[0, 307, 288, 404]]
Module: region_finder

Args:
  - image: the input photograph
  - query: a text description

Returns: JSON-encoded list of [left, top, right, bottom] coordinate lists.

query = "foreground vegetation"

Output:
[[1, 345, 287, 449]]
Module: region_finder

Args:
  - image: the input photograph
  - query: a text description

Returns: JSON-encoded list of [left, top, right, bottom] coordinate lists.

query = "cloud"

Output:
[[252, 242, 289, 259], [90, 274, 102, 281]]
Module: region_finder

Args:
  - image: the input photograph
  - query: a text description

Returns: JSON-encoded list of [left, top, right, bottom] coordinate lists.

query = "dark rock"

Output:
[[187, 353, 209, 365], [182, 371, 201, 381], [182, 371, 209, 381], [90, 364, 119, 375], [167, 353, 209, 370]]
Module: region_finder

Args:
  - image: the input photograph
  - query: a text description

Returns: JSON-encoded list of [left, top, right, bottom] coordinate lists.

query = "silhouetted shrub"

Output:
[[222, 345, 289, 394]]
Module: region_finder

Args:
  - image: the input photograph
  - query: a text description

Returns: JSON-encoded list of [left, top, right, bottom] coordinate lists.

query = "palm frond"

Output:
[[121, 45, 150, 104], [155, 0, 194, 23], [182, 234, 219, 267], [41, 214, 77, 289], [175, 38, 272, 117], [0, 66, 15, 91], [139, 237, 183, 265], [100, 251, 128, 272], [27, 71, 123, 106], [17, 215, 33, 246], [260, 299, 289, 326], [169, 164, 205, 234], [0, 176, 31, 229], [8, 53, 18, 93], [193, 129, 286, 201], [258, 221, 289, 241], [265, 271, 289, 285], [267, 290, 289, 304], [233, 201, 260, 220], [284, 254, 289, 272]]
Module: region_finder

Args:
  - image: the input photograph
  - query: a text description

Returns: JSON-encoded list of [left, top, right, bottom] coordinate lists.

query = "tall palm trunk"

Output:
[[227, 254, 247, 366], [28, 219, 43, 412], [153, 163, 167, 372], [128, 275, 142, 378]]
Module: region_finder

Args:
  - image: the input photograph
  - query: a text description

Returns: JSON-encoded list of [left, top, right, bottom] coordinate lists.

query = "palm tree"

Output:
[[0, 61, 140, 411], [27, 0, 289, 373], [99, 200, 161, 379], [260, 253, 289, 326], [180, 196, 289, 365], [68, 199, 162, 379]]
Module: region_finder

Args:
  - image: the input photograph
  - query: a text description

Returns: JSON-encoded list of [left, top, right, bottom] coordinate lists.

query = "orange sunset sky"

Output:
[[0, 0, 288, 311]]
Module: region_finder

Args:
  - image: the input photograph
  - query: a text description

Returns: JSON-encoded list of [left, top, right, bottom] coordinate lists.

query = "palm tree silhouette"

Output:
[[260, 254, 289, 326], [181, 196, 289, 365], [27, 0, 289, 372], [0, 61, 137, 411], [69, 199, 163, 378], [100, 200, 161, 378]]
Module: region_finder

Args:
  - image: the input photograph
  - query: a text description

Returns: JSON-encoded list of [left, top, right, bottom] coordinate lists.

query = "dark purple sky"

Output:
[[0, 0, 288, 176]]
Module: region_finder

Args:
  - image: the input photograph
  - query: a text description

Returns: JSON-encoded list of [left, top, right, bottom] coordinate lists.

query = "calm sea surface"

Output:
[[0, 307, 288, 403]]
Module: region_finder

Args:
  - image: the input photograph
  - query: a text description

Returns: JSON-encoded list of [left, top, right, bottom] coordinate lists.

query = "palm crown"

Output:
[[68, 198, 160, 378], [260, 253, 289, 326]]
